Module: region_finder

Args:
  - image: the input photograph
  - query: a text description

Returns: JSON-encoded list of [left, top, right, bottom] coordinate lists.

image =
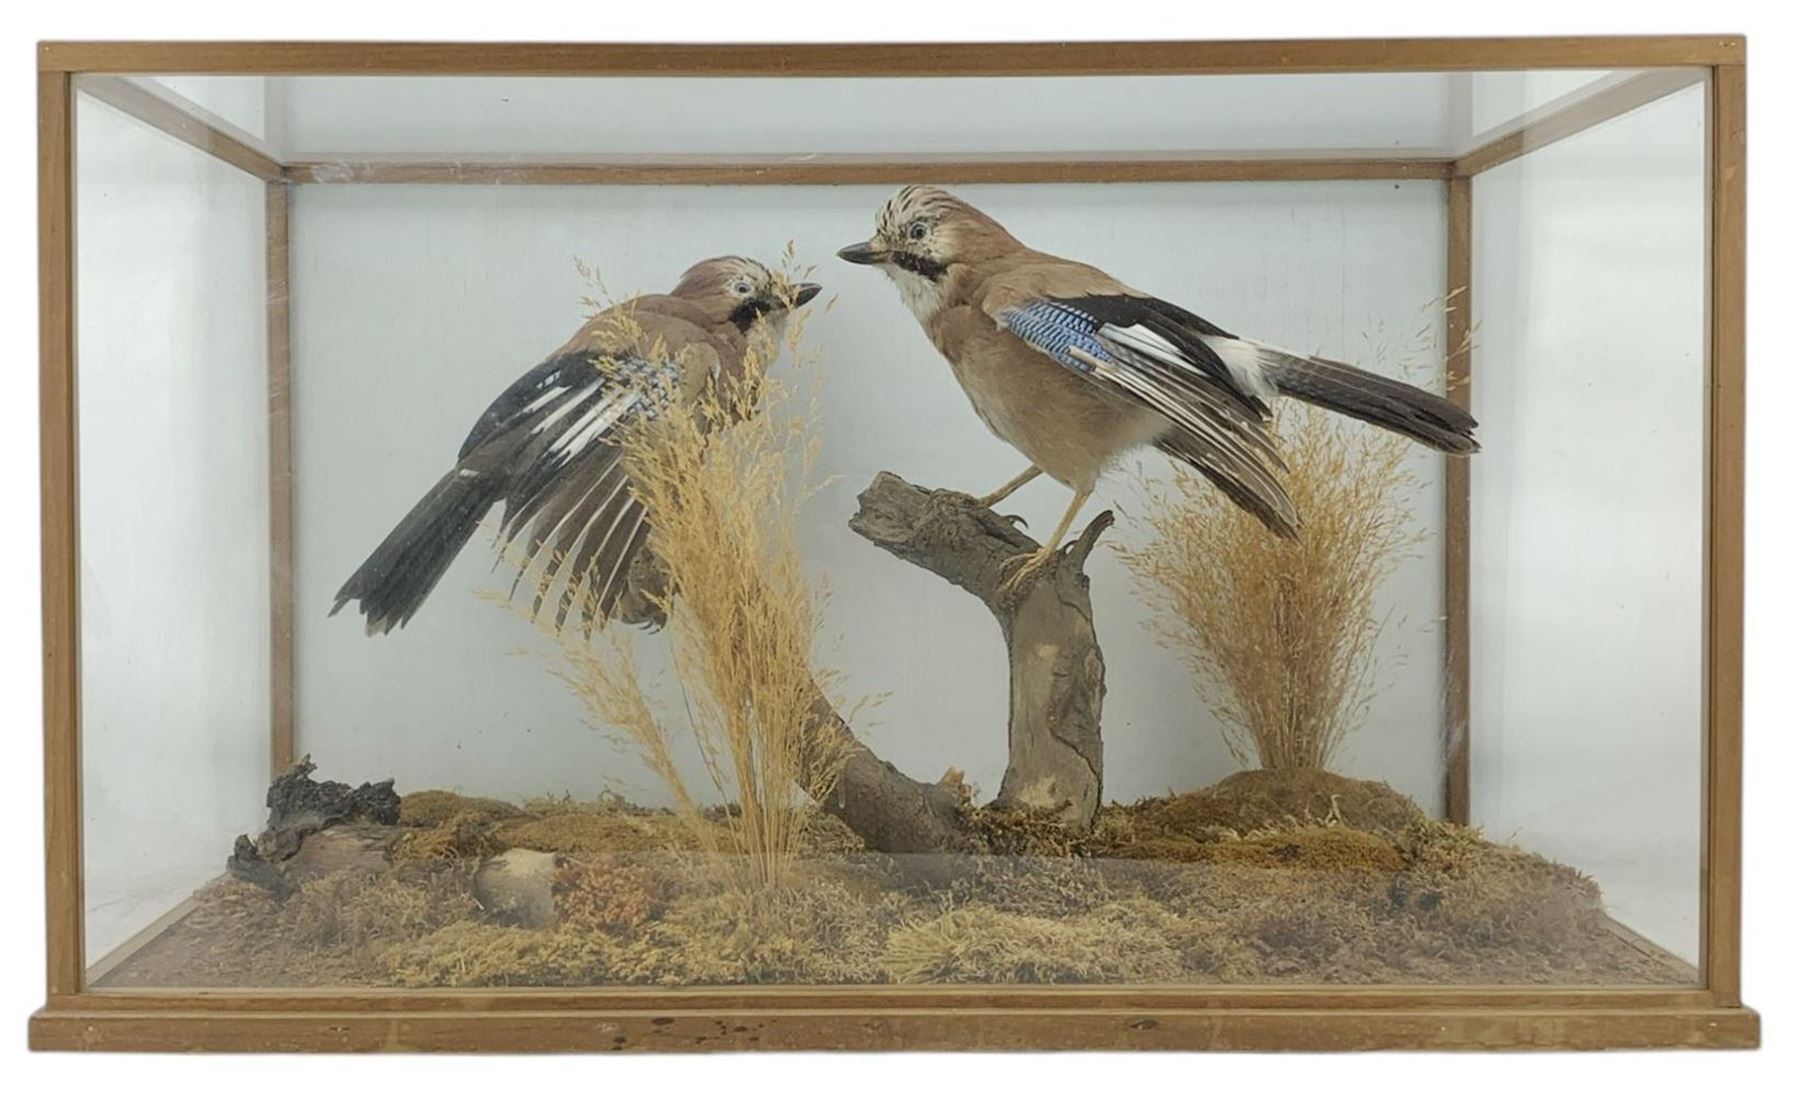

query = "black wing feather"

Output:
[[337, 347, 670, 635]]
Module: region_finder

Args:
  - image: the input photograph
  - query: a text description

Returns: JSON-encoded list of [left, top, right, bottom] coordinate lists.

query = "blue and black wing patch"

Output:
[[997, 296, 1300, 539], [998, 300, 1117, 373]]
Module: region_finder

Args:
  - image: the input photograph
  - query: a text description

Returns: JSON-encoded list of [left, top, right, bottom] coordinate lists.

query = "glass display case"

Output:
[[32, 37, 1754, 1051]]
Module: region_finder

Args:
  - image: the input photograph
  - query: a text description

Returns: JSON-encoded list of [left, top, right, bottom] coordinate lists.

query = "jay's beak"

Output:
[[836, 240, 888, 266], [792, 281, 823, 307]]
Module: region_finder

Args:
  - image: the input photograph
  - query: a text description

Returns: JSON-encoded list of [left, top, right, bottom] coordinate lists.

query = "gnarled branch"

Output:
[[850, 472, 1109, 827]]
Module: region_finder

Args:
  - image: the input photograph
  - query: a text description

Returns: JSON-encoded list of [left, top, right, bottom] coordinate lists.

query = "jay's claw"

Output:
[[998, 546, 1058, 595]]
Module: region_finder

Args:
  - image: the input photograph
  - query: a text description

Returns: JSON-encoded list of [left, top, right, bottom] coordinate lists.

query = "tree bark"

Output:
[[848, 472, 1109, 828], [805, 689, 973, 853]]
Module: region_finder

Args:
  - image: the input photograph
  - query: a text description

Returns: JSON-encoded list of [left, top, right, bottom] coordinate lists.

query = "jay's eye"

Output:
[[732, 280, 752, 296], [907, 222, 928, 242]]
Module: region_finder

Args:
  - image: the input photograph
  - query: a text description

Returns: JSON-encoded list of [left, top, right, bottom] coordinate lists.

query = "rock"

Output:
[[226, 835, 288, 897], [283, 823, 398, 881], [226, 824, 398, 900], [260, 755, 400, 860], [226, 757, 403, 894], [474, 848, 560, 928]]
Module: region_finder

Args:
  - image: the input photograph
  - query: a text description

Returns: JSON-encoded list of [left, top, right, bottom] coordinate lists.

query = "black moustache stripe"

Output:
[[890, 251, 948, 280], [730, 298, 775, 331]]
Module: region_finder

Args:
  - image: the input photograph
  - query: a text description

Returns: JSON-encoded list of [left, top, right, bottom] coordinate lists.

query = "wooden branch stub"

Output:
[[850, 472, 1108, 827], [613, 547, 672, 629], [806, 690, 972, 854]]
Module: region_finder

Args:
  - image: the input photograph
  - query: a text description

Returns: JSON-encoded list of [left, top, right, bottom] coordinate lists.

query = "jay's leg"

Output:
[[975, 464, 1042, 510], [1000, 486, 1092, 593]]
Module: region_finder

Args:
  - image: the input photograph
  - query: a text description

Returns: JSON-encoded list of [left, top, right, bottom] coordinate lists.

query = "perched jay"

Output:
[[333, 256, 820, 635], [838, 186, 1478, 582]]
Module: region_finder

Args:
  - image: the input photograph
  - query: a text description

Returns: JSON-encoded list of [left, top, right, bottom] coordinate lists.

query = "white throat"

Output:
[[882, 264, 944, 323]]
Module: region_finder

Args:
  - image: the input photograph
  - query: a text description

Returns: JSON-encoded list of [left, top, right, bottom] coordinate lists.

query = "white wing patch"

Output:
[[1197, 335, 1278, 404], [528, 380, 603, 435], [547, 389, 640, 465], [521, 383, 570, 414], [1098, 323, 1186, 367], [1098, 323, 1277, 405]]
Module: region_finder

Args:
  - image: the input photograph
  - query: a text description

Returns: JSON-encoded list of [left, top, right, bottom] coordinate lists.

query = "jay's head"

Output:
[[836, 186, 1019, 298], [673, 255, 822, 333]]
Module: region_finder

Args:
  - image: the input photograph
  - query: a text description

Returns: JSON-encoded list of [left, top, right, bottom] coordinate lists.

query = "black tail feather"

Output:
[[332, 469, 500, 634], [1261, 351, 1480, 455]]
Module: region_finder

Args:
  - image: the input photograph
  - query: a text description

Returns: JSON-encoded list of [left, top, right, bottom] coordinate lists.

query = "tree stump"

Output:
[[849, 472, 1109, 828]]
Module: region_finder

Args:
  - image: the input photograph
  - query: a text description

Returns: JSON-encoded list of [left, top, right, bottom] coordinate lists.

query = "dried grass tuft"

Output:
[[547, 263, 847, 892], [1121, 402, 1425, 771], [548, 255, 849, 893]]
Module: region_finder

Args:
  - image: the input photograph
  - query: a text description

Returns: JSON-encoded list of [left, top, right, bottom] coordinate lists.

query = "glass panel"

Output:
[[73, 86, 273, 967], [1469, 82, 1709, 965], [71, 66, 1709, 990]]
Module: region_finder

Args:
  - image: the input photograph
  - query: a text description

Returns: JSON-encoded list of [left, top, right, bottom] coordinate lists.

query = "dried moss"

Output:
[[100, 772, 1693, 991], [1199, 825, 1404, 874], [960, 803, 1085, 857], [1392, 819, 1605, 950], [386, 923, 619, 987], [609, 873, 899, 985], [937, 855, 1117, 917], [554, 856, 666, 933], [398, 789, 526, 828], [392, 811, 509, 861], [1095, 769, 1425, 860], [496, 810, 710, 854], [796, 810, 866, 857], [885, 900, 1185, 983]]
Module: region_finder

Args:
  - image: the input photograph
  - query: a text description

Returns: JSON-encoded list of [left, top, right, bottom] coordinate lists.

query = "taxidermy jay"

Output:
[[333, 256, 820, 635], [838, 185, 1478, 582]]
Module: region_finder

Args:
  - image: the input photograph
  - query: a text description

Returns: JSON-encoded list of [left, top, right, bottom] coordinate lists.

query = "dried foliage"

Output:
[[1120, 303, 1467, 770], [554, 857, 666, 933], [1122, 401, 1425, 771], [105, 774, 1688, 990], [550, 254, 849, 891], [884, 901, 1186, 984]]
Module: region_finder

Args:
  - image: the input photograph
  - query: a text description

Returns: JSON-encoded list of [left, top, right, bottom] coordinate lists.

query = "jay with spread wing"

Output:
[[332, 256, 820, 635], [838, 185, 1477, 582]]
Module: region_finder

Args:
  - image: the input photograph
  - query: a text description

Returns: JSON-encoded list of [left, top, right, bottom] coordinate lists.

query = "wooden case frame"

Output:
[[31, 37, 1754, 1052]]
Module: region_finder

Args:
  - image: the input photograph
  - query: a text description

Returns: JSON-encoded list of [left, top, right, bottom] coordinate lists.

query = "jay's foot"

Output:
[[998, 544, 1059, 594]]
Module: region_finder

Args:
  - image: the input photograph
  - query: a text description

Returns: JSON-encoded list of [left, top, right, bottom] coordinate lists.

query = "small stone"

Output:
[[474, 848, 560, 928]]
